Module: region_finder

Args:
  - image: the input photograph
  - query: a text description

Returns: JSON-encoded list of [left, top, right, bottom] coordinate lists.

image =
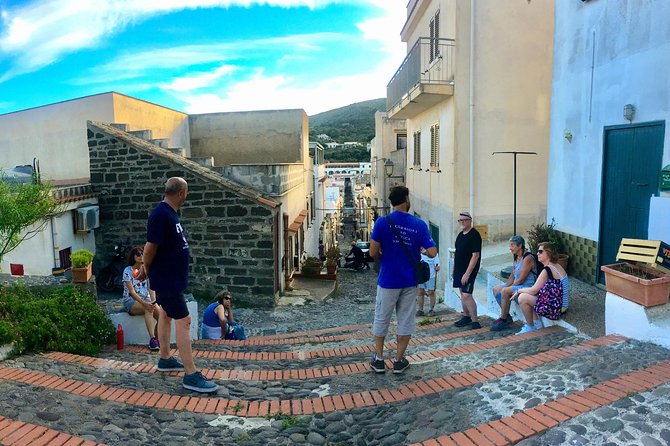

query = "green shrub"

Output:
[[526, 218, 565, 254], [70, 249, 94, 268], [0, 283, 114, 355]]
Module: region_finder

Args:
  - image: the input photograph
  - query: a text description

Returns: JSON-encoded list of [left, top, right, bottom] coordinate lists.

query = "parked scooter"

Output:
[[96, 241, 128, 292]]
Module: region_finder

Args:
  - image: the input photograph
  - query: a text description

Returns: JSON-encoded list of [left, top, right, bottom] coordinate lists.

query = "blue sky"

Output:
[[0, 0, 405, 115]]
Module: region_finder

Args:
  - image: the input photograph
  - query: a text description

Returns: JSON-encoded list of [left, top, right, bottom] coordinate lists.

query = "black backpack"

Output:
[[522, 251, 543, 280]]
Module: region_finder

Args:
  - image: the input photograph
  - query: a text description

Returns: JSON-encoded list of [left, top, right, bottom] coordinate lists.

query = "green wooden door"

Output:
[[598, 122, 665, 283]]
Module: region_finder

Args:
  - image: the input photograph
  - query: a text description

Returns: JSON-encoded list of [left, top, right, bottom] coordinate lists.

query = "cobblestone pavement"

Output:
[[2, 268, 670, 445]]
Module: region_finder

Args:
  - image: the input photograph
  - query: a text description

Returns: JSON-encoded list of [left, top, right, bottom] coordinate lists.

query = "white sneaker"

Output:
[[533, 319, 544, 330], [515, 324, 537, 336]]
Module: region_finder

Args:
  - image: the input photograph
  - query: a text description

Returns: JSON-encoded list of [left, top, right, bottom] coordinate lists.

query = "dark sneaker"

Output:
[[490, 318, 505, 332], [454, 316, 472, 327], [415, 310, 425, 317], [183, 371, 219, 393], [393, 357, 410, 374], [157, 356, 184, 372], [470, 321, 482, 330], [149, 337, 160, 351], [427, 309, 436, 317], [370, 357, 386, 373]]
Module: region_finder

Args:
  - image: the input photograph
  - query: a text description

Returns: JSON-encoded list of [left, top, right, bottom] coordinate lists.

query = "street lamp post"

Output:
[[383, 159, 394, 215]]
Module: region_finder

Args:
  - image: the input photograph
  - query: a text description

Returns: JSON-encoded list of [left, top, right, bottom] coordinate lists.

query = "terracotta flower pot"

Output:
[[326, 264, 337, 275], [601, 263, 670, 307], [557, 254, 569, 271], [301, 266, 322, 277], [72, 264, 92, 283]]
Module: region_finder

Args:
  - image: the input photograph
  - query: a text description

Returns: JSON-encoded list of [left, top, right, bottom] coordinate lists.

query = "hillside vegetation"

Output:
[[309, 98, 385, 144]]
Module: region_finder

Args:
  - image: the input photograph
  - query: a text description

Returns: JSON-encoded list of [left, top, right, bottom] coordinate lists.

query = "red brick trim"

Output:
[[0, 414, 107, 445], [1, 334, 625, 419], [45, 327, 560, 381]]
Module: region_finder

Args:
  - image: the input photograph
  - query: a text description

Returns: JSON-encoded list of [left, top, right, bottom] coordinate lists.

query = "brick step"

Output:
[[42, 327, 563, 382], [0, 414, 107, 446], [166, 147, 186, 157], [193, 313, 461, 347], [0, 335, 628, 418], [149, 138, 170, 148], [187, 156, 214, 167], [245, 310, 458, 341], [121, 323, 508, 360], [413, 360, 670, 446], [109, 123, 127, 131], [127, 129, 152, 140]]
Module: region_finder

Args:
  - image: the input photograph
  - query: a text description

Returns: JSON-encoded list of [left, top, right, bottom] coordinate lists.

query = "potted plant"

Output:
[[301, 256, 323, 277], [70, 249, 94, 283], [527, 218, 569, 270], [601, 263, 670, 307], [325, 246, 341, 275]]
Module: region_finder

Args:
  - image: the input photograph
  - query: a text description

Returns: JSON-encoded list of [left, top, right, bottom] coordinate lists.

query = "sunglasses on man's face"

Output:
[[537, 249, 544, 254], [457, 219, 471, 222]]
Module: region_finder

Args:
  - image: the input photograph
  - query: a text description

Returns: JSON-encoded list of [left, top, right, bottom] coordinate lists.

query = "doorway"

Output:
[[598, 121, 665, 283]]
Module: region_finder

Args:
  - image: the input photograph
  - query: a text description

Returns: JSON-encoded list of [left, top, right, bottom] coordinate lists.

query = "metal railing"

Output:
[[387, 37, 455, 111]]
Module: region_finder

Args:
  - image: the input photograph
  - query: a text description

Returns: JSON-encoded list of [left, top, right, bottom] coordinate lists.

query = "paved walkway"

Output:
[[1, 268, 670, 445]]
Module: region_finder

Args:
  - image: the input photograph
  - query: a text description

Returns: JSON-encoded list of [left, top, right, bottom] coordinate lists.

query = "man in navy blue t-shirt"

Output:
[[141, 177, 218, 393], [369, 186, 437, 374]]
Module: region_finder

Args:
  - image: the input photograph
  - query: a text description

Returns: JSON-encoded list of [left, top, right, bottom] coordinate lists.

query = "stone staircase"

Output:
[[109, 123, 213, 169], [1, 307, 670, 445]]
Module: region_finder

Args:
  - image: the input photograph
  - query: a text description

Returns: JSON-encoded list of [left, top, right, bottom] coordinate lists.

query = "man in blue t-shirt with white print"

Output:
[[140, 177, 218, 393], [369, 186, 437, 374]]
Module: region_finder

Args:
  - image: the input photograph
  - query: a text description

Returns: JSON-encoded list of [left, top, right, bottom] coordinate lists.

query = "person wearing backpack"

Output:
[[490, 235, 538, 331], [513, 242, 569, 335], [369, 186, 436, 374]]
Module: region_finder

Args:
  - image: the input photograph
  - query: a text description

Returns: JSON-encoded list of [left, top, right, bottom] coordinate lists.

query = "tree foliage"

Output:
[[324, 147, 371, 163], [0, 179, 61, 265], [309, 98, 385, 145]]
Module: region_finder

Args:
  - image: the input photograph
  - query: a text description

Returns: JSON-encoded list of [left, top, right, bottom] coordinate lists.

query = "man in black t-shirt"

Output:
[[345, 240, 366, 269], [141, 177, 218, 393], [452, 212, 482, 330]]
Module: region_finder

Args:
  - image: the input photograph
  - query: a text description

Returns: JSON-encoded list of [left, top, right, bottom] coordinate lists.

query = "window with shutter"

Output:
[[429, 11, 440, 62], [430, 123, 439, 168], [413, 131, 421, 167]]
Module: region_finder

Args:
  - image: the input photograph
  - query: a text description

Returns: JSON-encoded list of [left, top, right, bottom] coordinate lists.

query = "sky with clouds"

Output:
[[0, 0, 406, 116]]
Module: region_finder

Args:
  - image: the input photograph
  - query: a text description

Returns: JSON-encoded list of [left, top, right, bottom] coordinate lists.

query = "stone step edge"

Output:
[[197, 314, 460, 346], [207, 311, 460, 344], [0, 414, 107, 446], [124, 322, 514, 361], [412, 356, 670, 446], [43, 327, 562, 381], [0, 334, 625, 418]]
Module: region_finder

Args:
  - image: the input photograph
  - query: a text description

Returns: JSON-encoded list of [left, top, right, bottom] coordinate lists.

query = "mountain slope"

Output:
[[309, 98, 386, 144]]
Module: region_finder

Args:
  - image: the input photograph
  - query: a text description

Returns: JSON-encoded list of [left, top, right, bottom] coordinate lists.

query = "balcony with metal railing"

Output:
[[386, 37, 455, 119]]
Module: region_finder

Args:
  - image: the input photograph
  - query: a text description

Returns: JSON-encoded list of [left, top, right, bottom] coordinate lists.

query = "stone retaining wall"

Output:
[[87, 122, 279, 306]]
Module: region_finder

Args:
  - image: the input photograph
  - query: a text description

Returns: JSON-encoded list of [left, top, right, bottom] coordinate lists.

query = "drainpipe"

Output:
[[469, 0, 475, 215]]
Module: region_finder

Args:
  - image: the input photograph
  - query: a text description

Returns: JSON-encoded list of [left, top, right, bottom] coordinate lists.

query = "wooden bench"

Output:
[[616, 238, 670, 274]]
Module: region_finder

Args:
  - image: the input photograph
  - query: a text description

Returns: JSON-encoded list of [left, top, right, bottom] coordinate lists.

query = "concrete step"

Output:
[[128, 129, 152, 141], [150, 138, 170, 148], [166, 147, 186, 157], [188, 156, 214, 168], [109, 123, 128, 131]]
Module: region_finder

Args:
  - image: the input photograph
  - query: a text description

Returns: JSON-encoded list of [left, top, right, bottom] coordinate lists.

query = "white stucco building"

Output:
[[547, 0, 670, 285], [383, 0, 555, 294]]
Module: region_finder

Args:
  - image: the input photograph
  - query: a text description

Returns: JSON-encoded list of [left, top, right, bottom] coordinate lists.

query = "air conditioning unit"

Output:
[[74, 205, 100, 233]]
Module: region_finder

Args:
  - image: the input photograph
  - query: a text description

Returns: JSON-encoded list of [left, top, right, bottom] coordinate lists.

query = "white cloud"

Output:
[[177, 65, 390, 115], [69, 33, 338, 86], [162, 64, 238, 92], [0, 0, 376, 81]]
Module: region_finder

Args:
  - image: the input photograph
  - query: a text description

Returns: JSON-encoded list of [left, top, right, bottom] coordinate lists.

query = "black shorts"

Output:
[[453, 273, 477, 294], [155, 290, 189, 320]]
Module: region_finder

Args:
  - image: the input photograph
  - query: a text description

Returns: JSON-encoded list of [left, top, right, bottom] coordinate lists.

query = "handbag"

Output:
[[534, 266, 563, 320], [385, 216, 431, 285]]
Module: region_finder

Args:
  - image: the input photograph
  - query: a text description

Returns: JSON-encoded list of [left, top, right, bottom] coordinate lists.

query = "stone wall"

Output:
[[87, 121, 280, 307]]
